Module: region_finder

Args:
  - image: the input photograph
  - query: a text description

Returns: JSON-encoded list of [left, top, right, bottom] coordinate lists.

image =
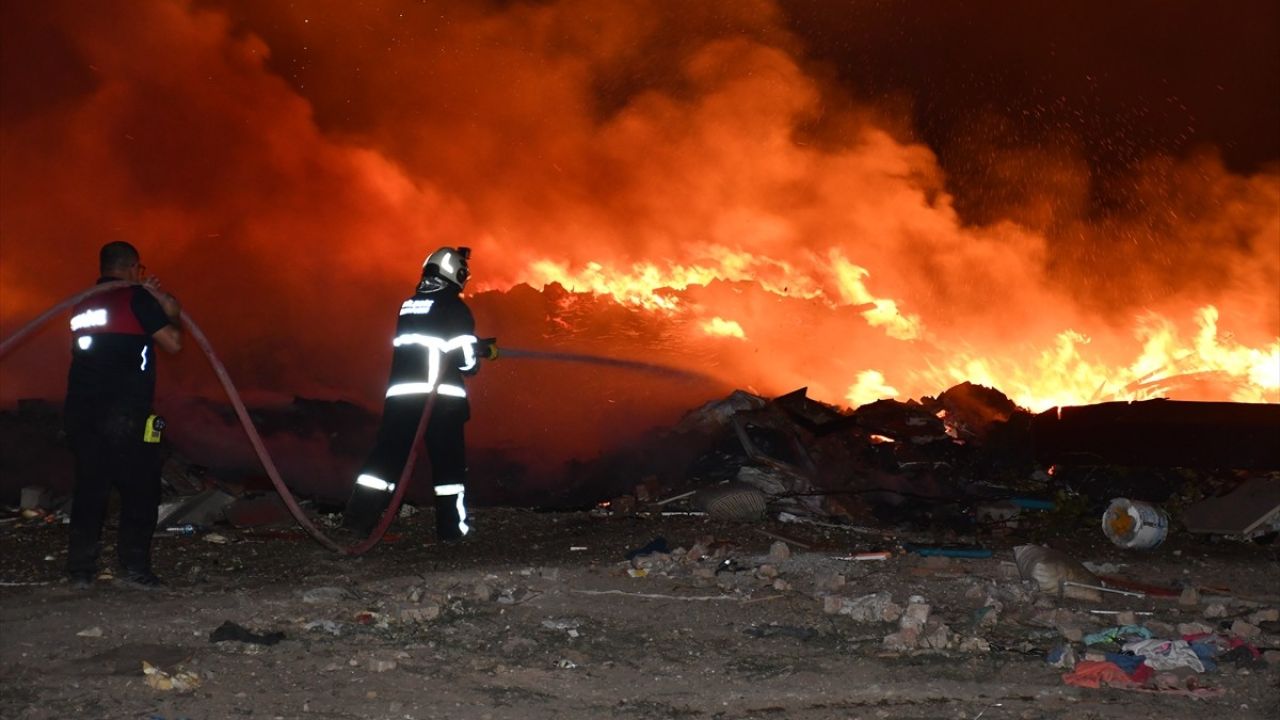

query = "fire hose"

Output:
[[0, 283, 716, 555], [0, 282, 427, 556]]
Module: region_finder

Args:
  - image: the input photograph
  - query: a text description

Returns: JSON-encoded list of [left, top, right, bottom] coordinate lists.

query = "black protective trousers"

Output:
[[64, 397, 161, 577], [344, 393, 469, 539]]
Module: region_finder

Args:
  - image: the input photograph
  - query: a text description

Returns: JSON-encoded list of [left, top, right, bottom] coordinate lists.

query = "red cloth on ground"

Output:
[[1062, 661, 1140, 689]]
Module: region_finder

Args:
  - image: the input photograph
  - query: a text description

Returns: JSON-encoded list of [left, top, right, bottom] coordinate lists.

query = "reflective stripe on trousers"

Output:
[[356, 473, 394, 492], [385, 382, 466, 398], [435, 483, 469, 536]]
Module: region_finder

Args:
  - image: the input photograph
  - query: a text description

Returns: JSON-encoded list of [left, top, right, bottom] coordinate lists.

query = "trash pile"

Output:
[[582, 383, 1280, 543], [562, 384, 1280, 698], [608, 527, 1280, 699]]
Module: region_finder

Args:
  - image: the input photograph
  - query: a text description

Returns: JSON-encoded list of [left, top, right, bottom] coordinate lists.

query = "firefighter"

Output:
[[65, 241, 183, 589], [343, 246, 496, 541]]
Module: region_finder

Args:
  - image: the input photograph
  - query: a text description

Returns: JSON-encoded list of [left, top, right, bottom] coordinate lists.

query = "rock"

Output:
[[1248, 608, 1279, 624], [756, 564, 779, 579], [1032, 608, 1087, 642], [1230, 620, 1261, 639], [1179, 586, 1200, 606], [767, 541, 791, 562], [1059, 625, 1084, 642], [838, 592, 903, 623], [367, 658, 397, 673], [1145, 620, 1177, 638], [1263, 650, 1280, 666], [473, 582, 496, 601], [822, 595, 845, 615], [686, 543, 709, 562], [975, 605, 999, 629], [1177, 621, 1215, 636], [899, 596, 930, 631], [882, 627, 919, 652], [958, 636, 991, 653], [978, 597, 1003, 628], [304, 619, 343, 636], [772, 579, 791, 592], [500, 636, 539, 657], [1204, 603, 1229, 619], [497, 587, 529, 605], [76, 626, 103, 638], [1115, 611, 1138, 626], [398, 603, 442, 624], [920, 622, 951, 650], [814, 572, 846, 593], [301, 586, 349, 604]]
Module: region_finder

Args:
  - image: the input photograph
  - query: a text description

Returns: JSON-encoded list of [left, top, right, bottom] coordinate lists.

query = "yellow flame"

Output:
[[886, 305, 1279, 411], [520, 250, 1276, 412], [702, 316, 746, 339], [829, 252, 923, 340], [529, 244, 829, 310], [846, 369, 900, 407], [526, 245, 827, 311]]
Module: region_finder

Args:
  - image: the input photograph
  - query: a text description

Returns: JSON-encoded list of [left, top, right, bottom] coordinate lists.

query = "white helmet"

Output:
[[422, 246, 470, 289]]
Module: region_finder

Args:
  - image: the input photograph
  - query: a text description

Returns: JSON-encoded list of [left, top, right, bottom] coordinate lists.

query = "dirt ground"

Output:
[[1, 506, 1278, 720]]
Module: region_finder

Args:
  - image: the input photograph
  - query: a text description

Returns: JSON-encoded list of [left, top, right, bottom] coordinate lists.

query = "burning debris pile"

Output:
[[575, 382, 1280, 541], [573, 381, 1038, 525], [4, 375, 1278, 548]]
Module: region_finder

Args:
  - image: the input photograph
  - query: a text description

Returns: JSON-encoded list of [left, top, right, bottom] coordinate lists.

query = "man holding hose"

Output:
[[65, 241, 183, 589], [343, 246, 496, 542]]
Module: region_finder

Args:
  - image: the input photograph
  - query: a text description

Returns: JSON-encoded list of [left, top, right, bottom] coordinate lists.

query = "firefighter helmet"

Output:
[[422, 246, 471, 289]]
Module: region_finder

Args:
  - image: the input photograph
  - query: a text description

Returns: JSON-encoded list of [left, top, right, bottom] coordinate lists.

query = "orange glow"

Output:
[[0, 0, 1276, 478]]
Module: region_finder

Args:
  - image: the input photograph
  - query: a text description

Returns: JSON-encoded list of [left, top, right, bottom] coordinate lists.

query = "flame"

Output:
[[525, 245, 826, 311], [1, 0, 1276, 481], [517, 251, 1278, 413], [902, 305, 1279, 411], [701, 317, 746, 339], [830, 253, 922, 340], [847, 370, 900, 407]]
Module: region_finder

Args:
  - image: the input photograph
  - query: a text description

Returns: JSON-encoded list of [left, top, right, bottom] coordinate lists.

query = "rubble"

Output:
[[1, 383, 1276, 716]]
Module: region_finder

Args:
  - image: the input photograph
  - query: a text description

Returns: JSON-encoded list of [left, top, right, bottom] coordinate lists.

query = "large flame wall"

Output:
[[2, 1, 1277, 473]]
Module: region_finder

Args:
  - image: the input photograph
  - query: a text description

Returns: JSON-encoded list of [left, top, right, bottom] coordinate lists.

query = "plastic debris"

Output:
[[1013, 545, 1101, 601], [142, 661, 201, 692], [209, 620, 285, 646], [1123, 638, 1207, 672]]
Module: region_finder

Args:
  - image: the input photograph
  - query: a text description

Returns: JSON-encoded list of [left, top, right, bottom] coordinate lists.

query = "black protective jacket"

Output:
[[384, 281, 477, 408]]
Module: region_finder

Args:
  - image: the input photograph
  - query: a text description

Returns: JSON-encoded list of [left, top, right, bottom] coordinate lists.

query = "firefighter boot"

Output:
[[344, 482, 392, 536], [434, 483, 469, 542]]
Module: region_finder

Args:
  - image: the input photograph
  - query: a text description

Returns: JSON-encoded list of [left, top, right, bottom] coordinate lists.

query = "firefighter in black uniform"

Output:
[[344, 246, 495, 541], [65, 241, 183, 589]]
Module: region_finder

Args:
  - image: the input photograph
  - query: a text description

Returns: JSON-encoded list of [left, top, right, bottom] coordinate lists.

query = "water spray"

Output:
[[495, 346, 714, 383]]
